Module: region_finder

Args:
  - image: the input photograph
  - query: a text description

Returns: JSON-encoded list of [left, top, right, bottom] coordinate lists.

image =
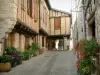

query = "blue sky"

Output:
[[49, 0, 72, 12]]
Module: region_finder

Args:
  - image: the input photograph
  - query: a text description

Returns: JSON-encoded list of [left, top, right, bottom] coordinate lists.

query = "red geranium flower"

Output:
[[83, 53, 87, 57], [79, 40, 83, 44], [93, 56, 96, 58], [95, 48, 99, 53], [76, 60, 80, 69]]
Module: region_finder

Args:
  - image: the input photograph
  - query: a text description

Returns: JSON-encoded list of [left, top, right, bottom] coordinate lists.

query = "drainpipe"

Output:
[[82, 0, 86, 39]]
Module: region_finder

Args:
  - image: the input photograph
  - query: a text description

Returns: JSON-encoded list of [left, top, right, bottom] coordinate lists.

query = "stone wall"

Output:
[[72, 0, 85, 47], [95, 3, 100, 75], [64, 37, 69, 50], [95, 2, 100, 42], [0, 0, 17, 55], [84, 0, 100, 74]]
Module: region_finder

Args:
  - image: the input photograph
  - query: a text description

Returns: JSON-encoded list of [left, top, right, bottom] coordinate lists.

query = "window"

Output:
[[27, 0, 32, 17], [25, 36, 29, 49], [42, 37, 44, 47], [54, 17, 61, 30]]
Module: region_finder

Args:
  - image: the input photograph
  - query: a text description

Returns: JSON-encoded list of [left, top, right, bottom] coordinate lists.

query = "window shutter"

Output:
[[34, 0, 38, 22], [27, 0, 32, 17], [55, 18, 61, 30]]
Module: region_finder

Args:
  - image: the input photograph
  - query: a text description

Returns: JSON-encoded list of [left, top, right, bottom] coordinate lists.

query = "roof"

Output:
[[51, 8, 71, 16], [44, 0, 52, 9], [45, 0, 71, 16]]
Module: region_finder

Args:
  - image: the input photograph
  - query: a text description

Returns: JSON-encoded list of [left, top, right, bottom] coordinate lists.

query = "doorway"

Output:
[[92, 21, 95, 39], [88, 21, 95, 40]]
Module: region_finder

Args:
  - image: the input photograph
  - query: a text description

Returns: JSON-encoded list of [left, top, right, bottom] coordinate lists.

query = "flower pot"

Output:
[[24, 56, 30, 60], [12, 61, 18, 67], [34, 51, 39, 56], [19, 60, 23, 64], [39, 49, 44, 54], [12, 60, 22, 67], [0, 62, 11, 72], [39, 50, 43, 54]]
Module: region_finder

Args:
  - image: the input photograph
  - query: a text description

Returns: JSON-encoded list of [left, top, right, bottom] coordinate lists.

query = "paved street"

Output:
[[0, 51, 77, 75]]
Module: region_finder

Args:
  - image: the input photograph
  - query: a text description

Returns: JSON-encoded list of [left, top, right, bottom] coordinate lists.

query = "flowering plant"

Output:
[[75, 40, 100, 74], [4, 47, 22, 66], [5, 47, 21, 61]]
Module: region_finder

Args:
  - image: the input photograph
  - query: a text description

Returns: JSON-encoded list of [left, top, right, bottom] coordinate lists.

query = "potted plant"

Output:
[[29, 43, 40, 56], [0, 55, 12, 72], [4, 47, 22, 67], [11, 51, 22, 67], [22, 50, 30, 60], [39, 48, 44, 54], [75, 40, 100, 75], [32, 43, 40, 56], [34, 49, 40, 56]]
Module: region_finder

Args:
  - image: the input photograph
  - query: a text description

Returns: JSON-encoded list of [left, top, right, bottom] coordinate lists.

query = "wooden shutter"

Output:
[[27, 0, 32, 17], [34, 0, 38, 21], [21, 0, 24, 7], [43, 7, 44, 22], [55, 17, 61, 30]]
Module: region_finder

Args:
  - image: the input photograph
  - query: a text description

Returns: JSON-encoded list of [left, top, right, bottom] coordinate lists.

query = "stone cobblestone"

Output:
[[0, 51, 77, 75]]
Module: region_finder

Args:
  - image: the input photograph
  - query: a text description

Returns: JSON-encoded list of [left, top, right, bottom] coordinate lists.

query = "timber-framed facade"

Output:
[[0, 0, 71, 55]]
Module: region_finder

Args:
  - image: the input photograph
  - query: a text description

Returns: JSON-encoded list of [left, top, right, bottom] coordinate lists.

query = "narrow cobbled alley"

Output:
[[0, 51, 77, 75]]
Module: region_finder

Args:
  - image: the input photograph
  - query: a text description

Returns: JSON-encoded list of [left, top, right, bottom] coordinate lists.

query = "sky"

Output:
[[49, 0, 72, 13]]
